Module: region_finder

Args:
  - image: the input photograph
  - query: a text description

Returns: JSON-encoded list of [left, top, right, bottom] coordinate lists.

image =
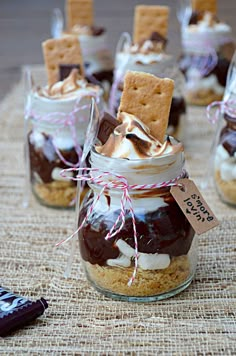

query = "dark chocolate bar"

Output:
[[97, 112, 119, 144], [59, 64, 81, 81], [0, 286, 48, 336]]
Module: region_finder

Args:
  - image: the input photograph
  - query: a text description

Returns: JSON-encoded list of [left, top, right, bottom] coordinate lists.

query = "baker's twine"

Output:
[[26, 93, 100, 168], [56, 167, 186, 286], [207, 99, 236, 124]]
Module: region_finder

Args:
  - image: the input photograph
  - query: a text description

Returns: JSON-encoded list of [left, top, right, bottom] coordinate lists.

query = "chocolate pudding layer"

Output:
[[29, 132, 78, 184], [79, 190, 195, 266]]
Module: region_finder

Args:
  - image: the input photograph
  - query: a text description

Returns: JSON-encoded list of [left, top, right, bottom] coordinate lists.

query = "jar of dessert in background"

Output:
[[77, 115, 197, 301], [178, 2, 235, 106], [24, 67, 104, 208], [205, 52, 236, 206], [51, 1, 114, 100], [110, 33, 186, 140], [213, 108, 236, 206]]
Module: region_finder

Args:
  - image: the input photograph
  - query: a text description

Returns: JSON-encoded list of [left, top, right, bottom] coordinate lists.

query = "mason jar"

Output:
[[214, 112, 236, 205], [63, 28, 113, 99], [78, 141, 197, 301], [179, 13, 234, 106], [26, 87, 103, 208]]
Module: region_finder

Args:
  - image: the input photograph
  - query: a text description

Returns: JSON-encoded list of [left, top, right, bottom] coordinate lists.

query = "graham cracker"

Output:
[[66, 0, 94, 30], [118, 71, 174, 143], [191, 0, 217, 14], [133, 5, 169, 44], [42, 36, 84, 86]]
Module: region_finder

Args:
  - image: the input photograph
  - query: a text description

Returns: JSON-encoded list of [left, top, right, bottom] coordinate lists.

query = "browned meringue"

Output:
[[96, 112, 183, 159], [37, 69, 101, 100]]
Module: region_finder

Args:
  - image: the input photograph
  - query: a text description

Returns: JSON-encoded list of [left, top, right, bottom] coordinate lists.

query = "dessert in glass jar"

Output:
[[110, 5, 186, 139], [179, 0, 235, 105], [77, 71, 197, 301], [214, 111, 236, 205], [26, 36, 103, 208], [63, 0, 113, 97]]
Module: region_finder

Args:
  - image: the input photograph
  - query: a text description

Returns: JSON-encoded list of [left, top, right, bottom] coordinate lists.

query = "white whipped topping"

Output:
[[182, 14, 232, 52], [185, 69, 224, 94], [215, 145, 236, 181], [64, 32, 113, 72], [91, 190, 168, 215], [107, 240, 170, 270], [29, 131, 45, 149]]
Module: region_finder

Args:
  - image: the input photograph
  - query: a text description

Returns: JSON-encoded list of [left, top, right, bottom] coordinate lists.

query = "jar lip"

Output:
[[91, 136, 182, 163]]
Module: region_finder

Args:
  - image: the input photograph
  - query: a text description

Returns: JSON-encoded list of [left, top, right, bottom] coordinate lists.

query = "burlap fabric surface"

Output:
[[0, 71, 235, 355]]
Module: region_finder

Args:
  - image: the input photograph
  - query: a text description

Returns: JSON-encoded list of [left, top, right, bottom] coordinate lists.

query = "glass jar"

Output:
[[111, 35, 186, 140], [25, 85, 103, 208], [63, 30, 114, 100], [179, 13, 234, 106], [214, 113, 236, 205], [78, 143, 197, 301]]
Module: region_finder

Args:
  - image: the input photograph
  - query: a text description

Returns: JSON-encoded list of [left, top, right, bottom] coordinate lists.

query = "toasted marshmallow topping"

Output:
[[37, 69, 100, 100], [96, 112, 183, 159], [71, 24, 93, 35], [187, 12, 231, 33], [129, 40, 165, 55]]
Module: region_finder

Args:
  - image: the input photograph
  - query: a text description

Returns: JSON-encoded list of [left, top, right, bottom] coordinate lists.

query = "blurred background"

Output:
[[0, 0, 235, 99]]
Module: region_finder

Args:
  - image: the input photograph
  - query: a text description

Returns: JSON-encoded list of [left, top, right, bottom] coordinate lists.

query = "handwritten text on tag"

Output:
[[170, 179, 219, 235]]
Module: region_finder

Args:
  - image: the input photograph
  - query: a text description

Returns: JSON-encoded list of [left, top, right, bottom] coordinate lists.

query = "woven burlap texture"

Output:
[[0, 69, 235, 355]]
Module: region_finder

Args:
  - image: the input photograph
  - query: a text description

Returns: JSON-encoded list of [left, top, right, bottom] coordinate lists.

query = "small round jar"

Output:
[[27, 89, 103, 208], [179, 14, 233, 106], [214, 113, 236, 205], [112, 52, 186, 139], [78, 143, 197, 301]]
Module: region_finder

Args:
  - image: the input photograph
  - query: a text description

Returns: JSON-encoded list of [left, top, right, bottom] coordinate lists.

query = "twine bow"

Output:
[[207, 99, 236, 124], [56, 167, 186, 286]]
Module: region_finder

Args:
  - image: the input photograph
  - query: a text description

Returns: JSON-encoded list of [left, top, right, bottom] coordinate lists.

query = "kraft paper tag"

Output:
[[170, 178, 219, 235]]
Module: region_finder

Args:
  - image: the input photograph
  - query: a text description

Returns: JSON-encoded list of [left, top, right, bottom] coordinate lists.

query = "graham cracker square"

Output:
[[42, 35, 84, 85], [133, 5, 169, 43], [66, 0, 94, 30], [118, 71, 174, 143]]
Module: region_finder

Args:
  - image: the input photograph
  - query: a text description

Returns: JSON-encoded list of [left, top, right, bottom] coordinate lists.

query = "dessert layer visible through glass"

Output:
[[78, 146, 197, 301]]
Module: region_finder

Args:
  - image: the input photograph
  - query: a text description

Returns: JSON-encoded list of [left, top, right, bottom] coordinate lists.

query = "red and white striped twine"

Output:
[[56, 167, 186, 286], [207, 99, 236, 124]]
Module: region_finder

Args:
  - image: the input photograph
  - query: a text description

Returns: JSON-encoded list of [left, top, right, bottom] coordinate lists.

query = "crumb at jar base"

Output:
[[83, 255, 193, 301], [215, 170, 236, 206], [33, 181, 76, 208], [185, 89, 223, 106], [33, 182, 89, 208]]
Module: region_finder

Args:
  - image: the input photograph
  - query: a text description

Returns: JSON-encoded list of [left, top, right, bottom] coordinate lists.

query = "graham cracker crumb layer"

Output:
[[85, 255, 191, 297]]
